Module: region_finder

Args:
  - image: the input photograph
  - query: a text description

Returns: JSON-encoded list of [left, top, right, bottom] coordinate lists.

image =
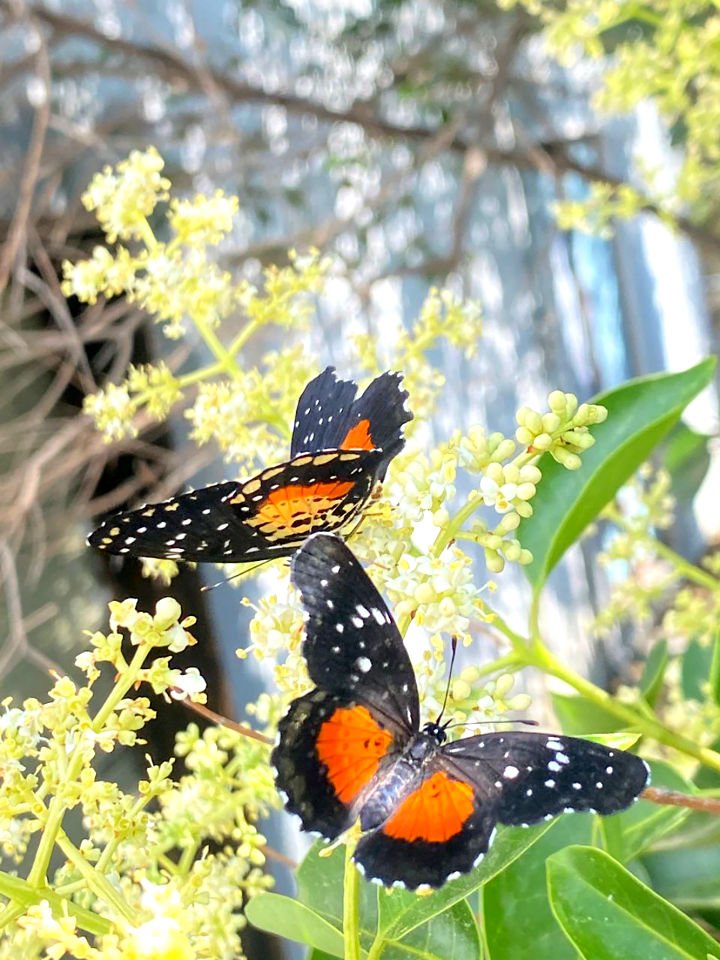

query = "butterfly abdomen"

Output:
[[358, 733, 439, 831]]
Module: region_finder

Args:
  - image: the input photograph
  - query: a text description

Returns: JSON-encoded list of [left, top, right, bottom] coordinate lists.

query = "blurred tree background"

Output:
[[1, 1, 719, 955]]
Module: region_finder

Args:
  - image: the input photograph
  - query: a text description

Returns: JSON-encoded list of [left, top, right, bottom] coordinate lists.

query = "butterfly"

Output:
[[88, 367, 412, 564], [273, 533, 651, 890]]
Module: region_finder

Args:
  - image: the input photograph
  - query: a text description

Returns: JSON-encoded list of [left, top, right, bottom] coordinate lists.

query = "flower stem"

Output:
[[27, 645, 150, 888], [343, 834, 362, 960], [527, 638, 720, 773], [56, 831, 135, 924]]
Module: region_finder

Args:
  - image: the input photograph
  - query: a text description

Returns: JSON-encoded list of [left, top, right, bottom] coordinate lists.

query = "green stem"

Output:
[[56, 832, 135, 924], [650, 537, 720, 593], [528, 640, 720, 773], [193, 315, 241, 377], [27, 644, 150, 888], [227, 318, 262, 357], [604, 503, 720, 594], [343, 835, 362, 960], [0, 901, 26, 932]]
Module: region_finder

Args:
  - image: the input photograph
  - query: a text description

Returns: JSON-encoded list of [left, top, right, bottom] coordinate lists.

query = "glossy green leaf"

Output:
[[245, 892, 344, 956], [296, 841, 485, 959], [377, 822, 550, 940], [643, 841, 720, 913], [378, 900, 481, 960], [547, 845, 720, 959], [519, 359, 716, 591], [640, 639, 670, 707], [483, 815, 594, 960]]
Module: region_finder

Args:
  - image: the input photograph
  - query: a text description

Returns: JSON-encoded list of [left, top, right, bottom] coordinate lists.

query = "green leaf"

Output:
[[376, 822, 551, 940], [519, 359, 716, 591], [710, 632, 720, 707], [643, 841, 720, 913], [378, 900, 481, 960], [245, 893, 345, 956], [547, 845, 720, 959], [297, 844, 378, 953], [295, 843, 483, 959], [602, 760, 692, 861], [681, 637, 714, 702], [551, 691, 627, 735], [483, 815, 593, 960], [662, 422, 712, 504], [640, 639, 670, 707]]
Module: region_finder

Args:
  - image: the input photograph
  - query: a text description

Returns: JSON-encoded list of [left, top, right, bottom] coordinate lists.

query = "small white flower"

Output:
[[170, 668, 207, 701]]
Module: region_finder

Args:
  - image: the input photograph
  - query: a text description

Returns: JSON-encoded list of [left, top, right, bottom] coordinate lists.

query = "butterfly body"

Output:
[[273, 533, 650, 889], [88, 369, 411, 563]]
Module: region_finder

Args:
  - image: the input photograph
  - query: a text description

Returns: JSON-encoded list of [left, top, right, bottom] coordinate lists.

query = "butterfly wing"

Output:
[[353, 731, 649, 889], [440, 731, 650, 826], [291, 368, 412, 479], [354, 757, 497, 889], [291, 367, 359, 455], [290, 533, 419, 731], [88, 450, 383, 562], [273, 534, 420, 839]]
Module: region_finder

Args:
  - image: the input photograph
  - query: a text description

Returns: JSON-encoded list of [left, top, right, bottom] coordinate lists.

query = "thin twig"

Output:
[[0, 1, 51, 292], [178, 697, 274, 745], [642, 786, 720, 815]]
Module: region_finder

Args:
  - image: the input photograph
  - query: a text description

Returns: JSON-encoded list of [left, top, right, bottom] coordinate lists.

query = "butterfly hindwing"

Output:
[[291, 368, 412, 479], [89, 450, 382, 562], [273, 689, 399, 840], [291, 533, 420, 733], [441, 731, 650, 827], [354, 761, 497, 888]]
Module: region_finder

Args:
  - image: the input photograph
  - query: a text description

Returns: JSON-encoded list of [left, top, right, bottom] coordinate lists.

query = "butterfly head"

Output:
[[421, 719, 451, 745]]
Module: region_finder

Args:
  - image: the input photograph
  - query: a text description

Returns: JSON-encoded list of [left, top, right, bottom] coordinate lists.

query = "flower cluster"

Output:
[[0, 598, 273, 959], [501, 0, 720, 226]]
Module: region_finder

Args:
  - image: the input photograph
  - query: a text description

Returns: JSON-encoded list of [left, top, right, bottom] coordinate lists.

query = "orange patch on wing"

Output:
[[316, 706, 393, 804], [383, 772, 474, 843], [254, 480, 355, 530], [341, 419, 374, 451]]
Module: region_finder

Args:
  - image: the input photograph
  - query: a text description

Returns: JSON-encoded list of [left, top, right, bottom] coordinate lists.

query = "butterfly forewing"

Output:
[[89, 367, 412, 565], [291, 533, 420, 734], [88, 450, 382, 563], [291, 368, 412, 479]]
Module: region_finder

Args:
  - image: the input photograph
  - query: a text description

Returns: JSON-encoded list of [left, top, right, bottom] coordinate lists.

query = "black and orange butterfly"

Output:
[[88, 368, 412, 563], [273, 534, 650, 889]]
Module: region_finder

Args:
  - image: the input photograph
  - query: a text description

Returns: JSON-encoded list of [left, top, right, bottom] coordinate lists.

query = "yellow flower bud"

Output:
[[503, 540, 522, 562], [515, 482, 536, 501], [547, 390, 567, 413], [532, 433, 553, 451], [553, 448, 582, 470], [541, 412, 561, 433], [484, 549, 505, 573], [154, 598, 182, 630], [515, 426, 534, 446]]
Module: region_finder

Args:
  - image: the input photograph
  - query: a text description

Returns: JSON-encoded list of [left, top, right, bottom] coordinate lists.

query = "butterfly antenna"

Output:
[[436, 636, 459, 727], [445, 718, 540, 730], [201, 558, 273, 591]]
